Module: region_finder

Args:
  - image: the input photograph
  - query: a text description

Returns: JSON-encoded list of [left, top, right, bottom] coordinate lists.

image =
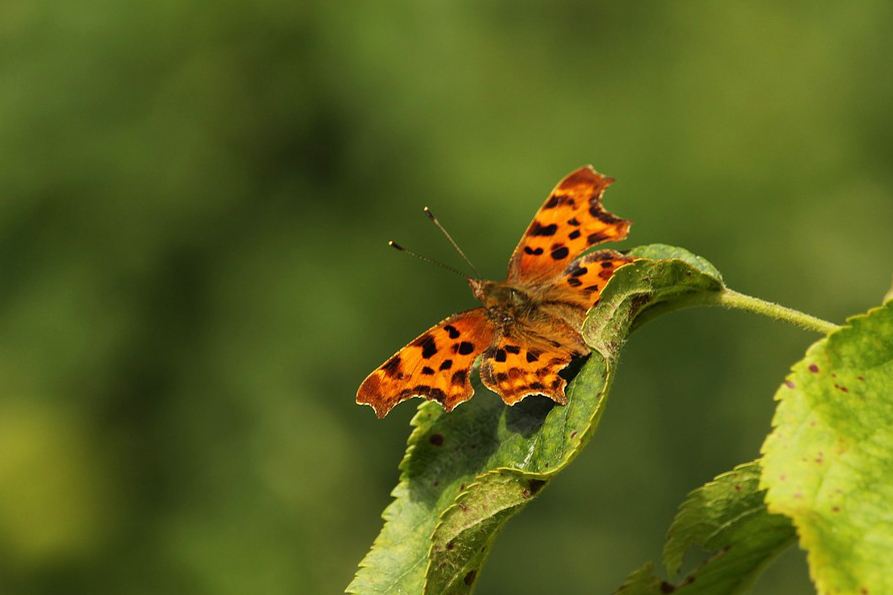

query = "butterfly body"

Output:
[[358, 166, 634, 418]]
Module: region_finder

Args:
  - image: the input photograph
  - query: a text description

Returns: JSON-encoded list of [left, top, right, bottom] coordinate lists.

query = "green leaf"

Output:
[[760, 302, 893, 595], [582, 243, 725, 351], [348, 245, 727, 595], [615, 462, 795, 595], [348, 357, 612, 595], [614, 562, 666, 594]]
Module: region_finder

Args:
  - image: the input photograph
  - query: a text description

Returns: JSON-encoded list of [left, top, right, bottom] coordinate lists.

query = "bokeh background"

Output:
[[1, 1, 891, 593]]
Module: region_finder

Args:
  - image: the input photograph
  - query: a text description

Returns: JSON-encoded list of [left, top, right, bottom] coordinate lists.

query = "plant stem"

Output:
[[681, 288, 841, 335]]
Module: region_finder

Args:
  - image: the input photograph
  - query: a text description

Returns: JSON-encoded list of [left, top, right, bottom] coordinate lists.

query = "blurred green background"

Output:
[[1, 1, 891, 593]]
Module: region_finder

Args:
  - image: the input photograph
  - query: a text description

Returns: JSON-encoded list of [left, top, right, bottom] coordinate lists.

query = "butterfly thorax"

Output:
[[467, 278, 536, 325]]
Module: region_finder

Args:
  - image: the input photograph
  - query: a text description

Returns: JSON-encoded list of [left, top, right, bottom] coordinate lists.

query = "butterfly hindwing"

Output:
[[480, 333, 578, 406], [356, 308, 495, 418], [507, 166, 631, 284], [548, 250, 637, 312]]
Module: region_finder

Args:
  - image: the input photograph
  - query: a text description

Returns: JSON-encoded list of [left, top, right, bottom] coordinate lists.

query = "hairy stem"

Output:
[[635, 288, 841, 335]]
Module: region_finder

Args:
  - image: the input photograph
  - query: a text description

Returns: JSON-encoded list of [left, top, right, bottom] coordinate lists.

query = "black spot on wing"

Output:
[[567, 277, 582, 287], [421, 366, 435, 375], [524, 246, 544, 255], [526, 350, 540, 363], [451, 370, 467, 386], [494, 348, 507, 363], [587, 232, 607, 244], [550, 244, 569, 260], [439, 359, 453, 370], [568, 229, 581, 240], [595, 210, 624, 224], [455, 341, 475, 355], [504, 345, 521, 354], [444, 324, 460, 339], [568, 217, 581, 226], [382, 355, 401, 377], [544, 194, 575, 209], [529, 222, 558, 236], [414, 334, 438, 359]]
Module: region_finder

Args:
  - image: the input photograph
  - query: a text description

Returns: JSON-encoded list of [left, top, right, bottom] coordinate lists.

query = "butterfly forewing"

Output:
[[507, 166, 631, 284], [356, 308, 495, 418]]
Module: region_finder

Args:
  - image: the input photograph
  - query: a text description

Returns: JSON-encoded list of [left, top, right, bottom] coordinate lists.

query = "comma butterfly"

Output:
[[357, 166, 634, 418]]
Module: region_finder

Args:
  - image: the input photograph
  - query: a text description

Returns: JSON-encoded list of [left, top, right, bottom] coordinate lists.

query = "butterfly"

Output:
[[357, 166, 634, 418]]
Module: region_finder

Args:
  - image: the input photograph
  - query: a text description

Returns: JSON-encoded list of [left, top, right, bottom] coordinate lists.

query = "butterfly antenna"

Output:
[[388, 241, 470, 279], [423, 207, 481, 279]]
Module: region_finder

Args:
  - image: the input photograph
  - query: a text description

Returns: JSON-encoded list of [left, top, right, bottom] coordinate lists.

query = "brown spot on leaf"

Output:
[[785, 380, 795, 388], [463, 570, 477, 585], [429, 433, 444, 446], [809, 364, 819, 373]]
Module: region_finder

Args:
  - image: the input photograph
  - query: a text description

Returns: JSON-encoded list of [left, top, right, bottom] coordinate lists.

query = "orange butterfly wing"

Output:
[[356, 309, 495, 418], [543, 250, 637, 314], [480, 327, 586, 406], [507, 165, 631, 284]]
